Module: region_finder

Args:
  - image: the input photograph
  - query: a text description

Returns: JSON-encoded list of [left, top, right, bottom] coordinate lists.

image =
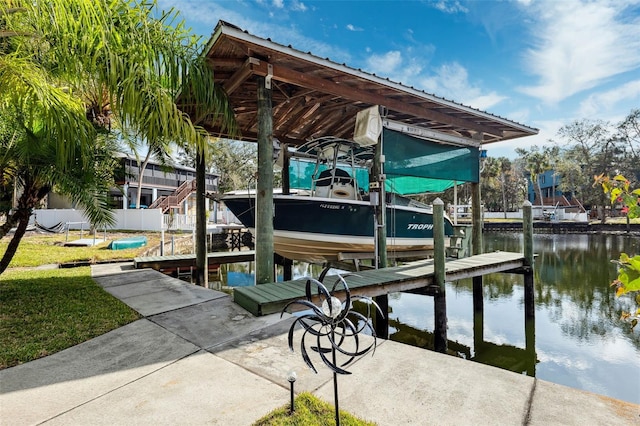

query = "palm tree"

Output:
[[516, 146, 550, 206], [0, 0, 237, 279], [0, 107, 117, 273]]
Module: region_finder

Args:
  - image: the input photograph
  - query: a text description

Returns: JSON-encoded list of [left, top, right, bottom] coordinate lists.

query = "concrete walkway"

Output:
[[1, 263, 638, 425]]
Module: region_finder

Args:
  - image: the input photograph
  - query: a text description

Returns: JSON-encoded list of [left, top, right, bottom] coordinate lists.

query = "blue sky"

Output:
[[159, 0, 640, 158]]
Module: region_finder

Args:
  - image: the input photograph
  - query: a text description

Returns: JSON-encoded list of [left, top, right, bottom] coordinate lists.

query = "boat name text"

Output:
[[407, 223, 434, 230]]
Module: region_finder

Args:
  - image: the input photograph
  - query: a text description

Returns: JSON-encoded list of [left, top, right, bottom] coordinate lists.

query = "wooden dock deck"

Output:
[[234, 251, 527, 316], [134, 250, 255, 272]]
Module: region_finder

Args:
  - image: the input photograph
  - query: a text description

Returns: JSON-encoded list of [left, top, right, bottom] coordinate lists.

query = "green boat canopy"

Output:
[[382, 128, 479, 194], [289, 128, 480, 195]]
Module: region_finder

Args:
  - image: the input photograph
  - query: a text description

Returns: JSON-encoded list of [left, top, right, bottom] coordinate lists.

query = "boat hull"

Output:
[[224, 194, 453, 262]]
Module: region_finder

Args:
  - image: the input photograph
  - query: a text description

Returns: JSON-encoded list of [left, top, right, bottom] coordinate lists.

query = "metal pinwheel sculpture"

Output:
[[281, 273, 384, 425]]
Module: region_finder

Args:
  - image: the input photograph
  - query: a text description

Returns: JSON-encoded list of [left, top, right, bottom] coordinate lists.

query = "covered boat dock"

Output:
[[183, 19, 538, 285], [180, 20, 539, 353]]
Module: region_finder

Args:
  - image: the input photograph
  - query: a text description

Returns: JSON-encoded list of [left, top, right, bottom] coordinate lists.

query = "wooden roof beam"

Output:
[[222, 57, 261, 95], [246, 59, 502, 138]]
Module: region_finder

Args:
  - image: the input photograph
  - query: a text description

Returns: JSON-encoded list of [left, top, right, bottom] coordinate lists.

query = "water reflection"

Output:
[[217, 233, 639, 404], [388, 233, 640, 404]]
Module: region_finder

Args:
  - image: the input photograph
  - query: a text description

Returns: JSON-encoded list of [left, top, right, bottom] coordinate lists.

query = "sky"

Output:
[[159, 0, 640, 159]]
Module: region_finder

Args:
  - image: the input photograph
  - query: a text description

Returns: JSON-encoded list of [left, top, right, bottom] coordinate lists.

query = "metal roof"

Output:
[[190, 20, 538, 146]]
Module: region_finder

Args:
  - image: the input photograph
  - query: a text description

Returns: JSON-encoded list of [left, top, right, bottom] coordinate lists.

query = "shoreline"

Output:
[[480, 221, 640, 235]]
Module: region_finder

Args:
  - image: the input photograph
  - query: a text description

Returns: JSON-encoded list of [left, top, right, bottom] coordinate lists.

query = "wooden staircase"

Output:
[[148, 179, 197, 213]]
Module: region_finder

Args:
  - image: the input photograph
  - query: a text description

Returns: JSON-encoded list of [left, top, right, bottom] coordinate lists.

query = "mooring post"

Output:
[[471, 179, 484, 327], [523, 201, 535, 319], [523, 201, 536, 374], [433, 198, 447, 353]]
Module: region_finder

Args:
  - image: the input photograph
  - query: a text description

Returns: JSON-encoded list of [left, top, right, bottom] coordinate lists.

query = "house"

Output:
[[109, 154, 218, 215], [525, 169, 585, 212]]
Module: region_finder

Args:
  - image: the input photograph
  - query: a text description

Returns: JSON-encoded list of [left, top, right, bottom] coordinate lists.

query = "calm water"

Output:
[[387, 233, 640, 404], [217, 233, 640, 404]]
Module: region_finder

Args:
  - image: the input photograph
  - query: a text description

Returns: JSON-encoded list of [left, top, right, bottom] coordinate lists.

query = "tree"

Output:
[[119, 128, 174, 209], [480, 156, 501, 212], [595, 174, 640, 330], [0, 107, 117, 273], [544, 145, 560, 206], [515, 145, 550, 206], [179, 139, 258, 195], [614, 109, 640, 181], [480, 156, 524, 216], [0, 0, 237, 280], [553, 114, 637, 222], [555, 119, 618, 220]]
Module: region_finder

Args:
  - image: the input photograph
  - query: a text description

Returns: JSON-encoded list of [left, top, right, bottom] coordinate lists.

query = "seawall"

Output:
[[482, 221, 640, 235]]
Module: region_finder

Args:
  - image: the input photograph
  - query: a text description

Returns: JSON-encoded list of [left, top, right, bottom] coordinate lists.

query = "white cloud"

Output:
[[419, 62, 506, 110], [432, 0, 469, 14], [518, 0, 640, 104], [366, 51, 403, 75], [291, 1, 307, 12], [272, 0, 284, 8], [488, 118, 565, 159], [346, 24, 363, 32], [466, 93, 508, 111], [158, 0, 350, 63], [578, 80, 640, 117], [364, 50, 506, 111]]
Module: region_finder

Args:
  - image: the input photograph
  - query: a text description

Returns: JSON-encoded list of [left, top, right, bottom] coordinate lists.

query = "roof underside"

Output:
[[189, 21, 538, 147]]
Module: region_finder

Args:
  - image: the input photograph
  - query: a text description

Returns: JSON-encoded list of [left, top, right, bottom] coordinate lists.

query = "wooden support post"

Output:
[[374, 294, 389, 339], [282, 143, 290, 196], [523, 201, 534, 268], [256, 76, 275, 284], [471, 182, 483, 255], [472, 132, 484, 257], [195, 147, 208, 288], [523, 201, 535, 319], [279, 144, 293, 282], [433, 198, 447, 353], [471, 143, 484, 350], [373, 138, 387, 268]]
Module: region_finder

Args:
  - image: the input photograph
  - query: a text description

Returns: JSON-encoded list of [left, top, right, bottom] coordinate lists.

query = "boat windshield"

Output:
[[288, 137, 372, 198]]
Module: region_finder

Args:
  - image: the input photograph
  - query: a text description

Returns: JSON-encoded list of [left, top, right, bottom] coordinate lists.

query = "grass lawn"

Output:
[[0, 267, 140, 369], [1, 230, 162, 268], [253, 392, 376, 426]]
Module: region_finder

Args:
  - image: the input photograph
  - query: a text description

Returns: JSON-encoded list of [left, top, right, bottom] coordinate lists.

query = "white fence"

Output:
[[32, 208, 239, 232], [483, 211, 523, 220], [34, 209, 164, 231], [163, 214, 196, 231], [483, 208, 588, 222]]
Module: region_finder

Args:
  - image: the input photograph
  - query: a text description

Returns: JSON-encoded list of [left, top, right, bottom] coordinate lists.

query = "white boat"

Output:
[[223, 137, 454, 263]]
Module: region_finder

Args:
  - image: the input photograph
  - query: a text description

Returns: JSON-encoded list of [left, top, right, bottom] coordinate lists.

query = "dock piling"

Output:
[[433, 198, 447, 353], [523, 201, 535, 319]]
